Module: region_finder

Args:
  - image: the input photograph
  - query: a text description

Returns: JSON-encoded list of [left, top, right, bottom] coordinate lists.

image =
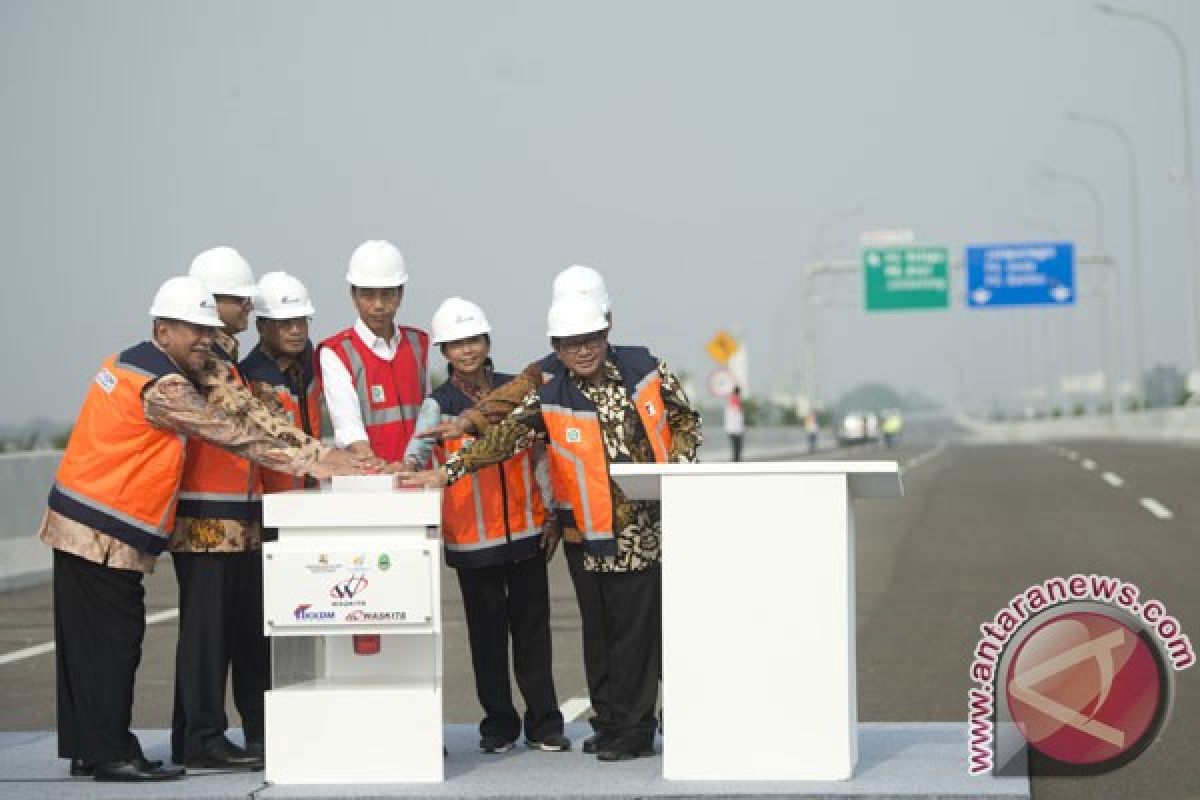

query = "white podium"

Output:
[[610, 461, 902, 781], [261, 478, 444, 784]]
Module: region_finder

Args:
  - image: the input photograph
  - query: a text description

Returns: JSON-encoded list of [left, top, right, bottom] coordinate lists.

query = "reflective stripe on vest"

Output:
[[48, 342, 185, 554], [318, 325, 429, 461], [536, 347, 671, 556], [432, 376, 545, 568], [175, 349, 259, 523]]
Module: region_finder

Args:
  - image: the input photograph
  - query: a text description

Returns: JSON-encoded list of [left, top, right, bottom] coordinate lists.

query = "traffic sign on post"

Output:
[[863, 247, 950, 311], [706, 330, 739, 365], [966, 242, 1075, 308]]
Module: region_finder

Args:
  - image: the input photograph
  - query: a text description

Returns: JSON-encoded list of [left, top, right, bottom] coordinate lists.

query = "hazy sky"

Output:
[[3, 0, 1199, 423]]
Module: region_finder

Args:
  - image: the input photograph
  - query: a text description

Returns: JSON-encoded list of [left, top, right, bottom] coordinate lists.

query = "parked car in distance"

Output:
[[837, 411, 879, 446]]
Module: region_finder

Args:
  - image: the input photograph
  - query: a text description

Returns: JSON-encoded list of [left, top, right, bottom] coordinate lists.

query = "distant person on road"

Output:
[[804, 411, 819, 453], [39, 277, 363, 783], [403, 297, 568, 755], [724, 386, 745, 462], [402, 294, 702, 762], [882, 410, 903, 449]]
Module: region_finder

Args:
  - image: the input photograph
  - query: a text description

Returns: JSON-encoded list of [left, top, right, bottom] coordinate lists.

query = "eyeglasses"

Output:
[[557, 331, 607, 356]]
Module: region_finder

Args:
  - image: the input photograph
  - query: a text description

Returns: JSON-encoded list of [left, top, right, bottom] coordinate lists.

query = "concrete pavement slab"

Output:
[[0, 723, 1027, 799]]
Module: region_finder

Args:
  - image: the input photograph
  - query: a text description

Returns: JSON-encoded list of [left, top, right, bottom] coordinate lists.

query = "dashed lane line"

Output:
[[1102, 472, 1124, 488], [1140, 497, 1174, 520], [0, 608, 178, 667], [900, 441, 948, 475], [1080, 459, 1097, 470]]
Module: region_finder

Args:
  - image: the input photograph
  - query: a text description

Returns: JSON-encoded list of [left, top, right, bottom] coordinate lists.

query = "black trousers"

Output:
[[730, 433, 744, 462], [53, 548, 147, 764], [455, 555, 563, 742], [170, 551, 268, 759], [595, 564, 662, 743], [564, 542, 613, 734]]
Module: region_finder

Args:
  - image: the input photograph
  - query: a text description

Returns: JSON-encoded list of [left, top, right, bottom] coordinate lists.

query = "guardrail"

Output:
[[956, 407, 1200, 443], [0, 451, 60, 590]]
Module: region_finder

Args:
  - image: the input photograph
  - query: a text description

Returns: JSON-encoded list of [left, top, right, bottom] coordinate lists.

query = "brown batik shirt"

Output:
[[444, 358, 702, 573]]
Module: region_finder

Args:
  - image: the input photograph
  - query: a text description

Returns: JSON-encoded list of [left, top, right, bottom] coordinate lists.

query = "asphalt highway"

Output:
[[1, 432, 1197, 799]]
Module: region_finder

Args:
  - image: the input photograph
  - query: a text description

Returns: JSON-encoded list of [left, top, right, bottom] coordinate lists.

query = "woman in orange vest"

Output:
[[402, 293, 703, 762], [403, 297, 568, 754]]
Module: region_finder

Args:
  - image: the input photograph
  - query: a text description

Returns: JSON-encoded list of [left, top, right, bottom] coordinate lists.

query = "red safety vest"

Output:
[[47, 342, 187, 554], [240, 342, 322, 494], [536, 347, 671, 557], [318, 324, 428, 462]]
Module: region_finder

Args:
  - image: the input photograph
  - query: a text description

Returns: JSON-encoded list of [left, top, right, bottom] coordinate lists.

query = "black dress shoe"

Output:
[[183, 738, 264, 771], [72, 755, 163, 777], [596, 736, 655, 762], [243, 738, 264, 759], [92, 759, 185, 782], [582, 732, 612, 755]]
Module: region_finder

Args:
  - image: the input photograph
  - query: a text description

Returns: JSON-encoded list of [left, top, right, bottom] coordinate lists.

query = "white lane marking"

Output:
[[1140, 498, 1174, 520], [900, 441, 948, 475], [1102, 472, 1124, 488], [1080, 459, 1097, 470], [0, 641, 54, 667], [147, 608, 179, 626], [1066, 451, 1080, 461], [559, 696, 591, 722], [0, 608, 179, 667]]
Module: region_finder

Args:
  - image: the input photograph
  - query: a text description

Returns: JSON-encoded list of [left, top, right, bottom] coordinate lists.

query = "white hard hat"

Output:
[[255, 271, 316, 320], [552, 264, 611, 314], [149, 276, 223, 327], [189, 246, 256, 298], [431, 297, 491, 345], [547, 293, 608, 338], [346, 240, 408, 287]]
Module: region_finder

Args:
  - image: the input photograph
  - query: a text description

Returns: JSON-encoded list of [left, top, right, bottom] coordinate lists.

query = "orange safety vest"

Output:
[[174, 342, 259, 524], [240, 342, 322, 494], [536, 346, 671, 557], [432, 374, 545, 568], [317, 324, 428, 462], [47, 342, 187, 554]]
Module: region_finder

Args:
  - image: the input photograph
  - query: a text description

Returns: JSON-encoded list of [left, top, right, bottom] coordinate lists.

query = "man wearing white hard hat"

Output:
[[404, 298, 568, 755], [241, 271, 322, 494], [402, 294, 701, 761], [318, 240, 429, 464], [40, 277, 362, 783], [169, 246, 270, 771]]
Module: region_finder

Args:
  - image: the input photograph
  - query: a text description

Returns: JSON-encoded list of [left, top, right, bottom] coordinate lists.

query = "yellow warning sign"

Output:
[[705, 330, 739, 365]]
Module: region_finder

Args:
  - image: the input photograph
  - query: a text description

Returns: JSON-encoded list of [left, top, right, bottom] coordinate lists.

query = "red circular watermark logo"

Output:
[[1004, 610, 1168, 769]]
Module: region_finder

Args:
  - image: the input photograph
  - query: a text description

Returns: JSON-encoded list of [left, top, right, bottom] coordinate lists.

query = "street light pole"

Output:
[[1039, 166, 1108, 393], [1067, 110, 1144, 404], [1041, 166, 1106, 251], [1095, 2, 1200, 371]]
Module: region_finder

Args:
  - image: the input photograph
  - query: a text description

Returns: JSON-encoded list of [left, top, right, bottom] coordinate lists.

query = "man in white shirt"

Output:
[[317, 240, 430, 463]]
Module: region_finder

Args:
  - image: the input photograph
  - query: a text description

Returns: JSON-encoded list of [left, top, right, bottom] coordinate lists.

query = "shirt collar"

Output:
[[354, 318, 397, 349]]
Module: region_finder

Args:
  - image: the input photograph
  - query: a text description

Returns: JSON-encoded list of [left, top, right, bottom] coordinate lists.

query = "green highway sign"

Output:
[[863, 246, 950, 311]]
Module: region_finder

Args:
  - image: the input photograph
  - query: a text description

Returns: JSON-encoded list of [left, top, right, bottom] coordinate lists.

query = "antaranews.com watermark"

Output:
[[968, 574, 1194, 775]]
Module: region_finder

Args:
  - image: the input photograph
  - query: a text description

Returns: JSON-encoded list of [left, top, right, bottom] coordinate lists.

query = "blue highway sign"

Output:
[[966, 242, 1075, 308]]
